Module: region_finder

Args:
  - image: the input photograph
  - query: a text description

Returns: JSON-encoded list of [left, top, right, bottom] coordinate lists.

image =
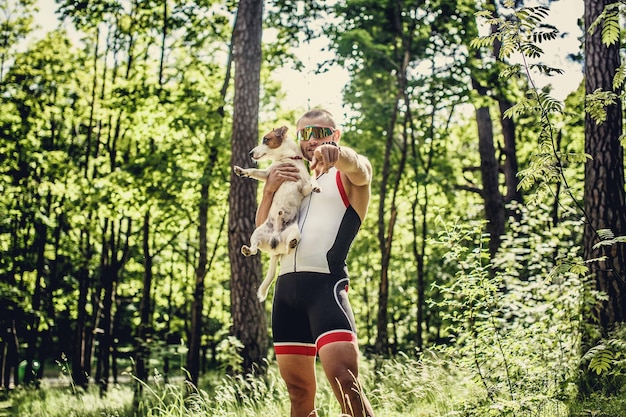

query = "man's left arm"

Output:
[[334, 146, 372, 187], [313, 144, 372, 187]]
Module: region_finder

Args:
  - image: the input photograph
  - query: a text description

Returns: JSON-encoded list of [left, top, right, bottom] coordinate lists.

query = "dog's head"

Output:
[[249, 126, 302, 162]]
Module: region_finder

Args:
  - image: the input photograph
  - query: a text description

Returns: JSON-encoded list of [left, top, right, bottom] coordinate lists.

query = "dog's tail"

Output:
[[257, 255, 280, 302]]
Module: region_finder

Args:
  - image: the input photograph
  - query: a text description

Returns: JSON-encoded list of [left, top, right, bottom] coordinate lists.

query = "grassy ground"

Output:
[[1, 356, 467, 417], [0, 397, 13, 417], [1, 354, 624, 417]]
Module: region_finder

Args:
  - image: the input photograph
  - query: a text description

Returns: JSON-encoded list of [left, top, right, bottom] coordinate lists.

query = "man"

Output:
[[256, 109, 375, 417]]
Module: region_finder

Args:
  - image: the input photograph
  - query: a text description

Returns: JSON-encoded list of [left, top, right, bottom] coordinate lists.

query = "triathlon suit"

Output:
[[272, 167, 362, 356]]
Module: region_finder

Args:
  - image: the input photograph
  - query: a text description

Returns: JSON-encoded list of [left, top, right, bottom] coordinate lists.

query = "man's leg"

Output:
[[276, 354, 318, 417], [318, 342, 374, 417]]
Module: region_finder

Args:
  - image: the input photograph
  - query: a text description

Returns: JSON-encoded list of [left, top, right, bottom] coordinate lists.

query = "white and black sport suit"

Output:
[[272, 167, 362, 356]]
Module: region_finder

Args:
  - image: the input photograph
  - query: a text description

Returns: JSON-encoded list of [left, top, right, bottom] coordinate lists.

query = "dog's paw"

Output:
[[233, 166, 248, 177], [288, 238, 299, 249], [241, 245, 254, 257], [312, 185, 322, 193]]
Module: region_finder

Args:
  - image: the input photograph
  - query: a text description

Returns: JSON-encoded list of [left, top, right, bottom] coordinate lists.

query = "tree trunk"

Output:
[[134, 211, 153, 408], [1, 319, 19, 389], [488, 0, 522, 213], [188, 182, 208, 384], [498, 97, 522, 209], [376, 100, 401, 353], [96, 218, 131, 395], [73, 260, 91, 388], [375, 7, 414, 353], [228, 0, 268, 373], [583, 0, 626, 334], [474, 104, 505, 259], [23, 209, 47, 385], [468, 0, 511, 259]]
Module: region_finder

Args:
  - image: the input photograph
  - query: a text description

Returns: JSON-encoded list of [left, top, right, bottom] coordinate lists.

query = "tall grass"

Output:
[[6, 354, 479, 417], [6, 350, 626, 417], [10, 382, 133, 417]]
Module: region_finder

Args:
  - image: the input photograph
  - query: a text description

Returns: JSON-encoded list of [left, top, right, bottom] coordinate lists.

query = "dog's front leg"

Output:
[[233, 166, 269, 182], [301, 176, 321, 196], [310, 176, 321, 193]]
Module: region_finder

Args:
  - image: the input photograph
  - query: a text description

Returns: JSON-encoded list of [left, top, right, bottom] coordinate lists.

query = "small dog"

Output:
[[234, 126, 320, 301]]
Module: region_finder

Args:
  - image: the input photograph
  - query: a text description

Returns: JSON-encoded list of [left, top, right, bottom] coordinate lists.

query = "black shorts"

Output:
[[272, 272, 357, 356]]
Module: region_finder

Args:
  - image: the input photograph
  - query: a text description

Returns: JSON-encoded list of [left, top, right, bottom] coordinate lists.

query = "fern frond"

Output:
[[601, 11, 621, 46], [613, 63, 626, 90], [589, 346, 615, 375], [529, 63, 564, 76], [558, 152, 592, 164], [585, 89, 619, 124], [539, 94, 563, 114], [470, 34, 500, 50], [548, 259, 588, 281], [520, 43, 543, 58], [500, 64, 522, 79], [597, 229, 615, 240], [588, 3, 623, 45], [607, 338, 626, 353], [518, 6, 550, 25], [533, 23, 559, 43], [499, 39, 518, 59], [592, 228, 626, 249], [503, 98, 533, 119], [475, 10, 494, 19]]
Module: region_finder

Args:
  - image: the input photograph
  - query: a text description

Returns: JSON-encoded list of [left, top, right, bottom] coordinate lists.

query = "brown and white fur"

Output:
[[233, 126, 320, 301]]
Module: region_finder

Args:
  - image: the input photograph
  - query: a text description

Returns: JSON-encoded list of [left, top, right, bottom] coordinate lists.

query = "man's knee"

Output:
[[284, 378, 316, 402]]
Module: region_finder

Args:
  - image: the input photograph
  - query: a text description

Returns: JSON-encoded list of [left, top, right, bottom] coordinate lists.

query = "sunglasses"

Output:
[[297, 126, 335, 141]]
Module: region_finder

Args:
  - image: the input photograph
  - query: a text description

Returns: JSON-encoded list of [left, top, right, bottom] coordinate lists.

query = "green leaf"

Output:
[[584, 344, 615, 375], [601, 11, 621, 46], [585, 89, 618, 124], [613, 63, 626, 90]]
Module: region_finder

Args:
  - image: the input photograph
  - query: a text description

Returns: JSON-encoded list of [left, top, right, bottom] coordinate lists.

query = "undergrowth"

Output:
[[7, 350, 625, 417]]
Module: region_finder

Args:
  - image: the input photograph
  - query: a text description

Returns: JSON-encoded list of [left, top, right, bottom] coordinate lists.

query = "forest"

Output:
[[0, 0, 625, 416]]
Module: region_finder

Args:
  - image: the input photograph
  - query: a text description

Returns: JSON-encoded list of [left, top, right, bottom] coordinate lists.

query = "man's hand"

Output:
[[264, 163, 300, 193], [311, 143, 340, 174], [256, 163, 301, 227]]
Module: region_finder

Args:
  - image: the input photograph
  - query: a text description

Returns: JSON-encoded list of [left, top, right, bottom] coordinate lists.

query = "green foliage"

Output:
[[587, 2, 625, 47], [593, 229, 626, 250], [471, 1, 592, 223], [11, 383, 133, 417], [14, 353, 626, 416], [0, 0, 37, 81], [215, 336, 245, 374], [585, 89, 620, 125], [1, 4, 618, 417], [577, 326, 626, 416], [472, 5, 559, 64], [369, 351, 482, 415], [569, 392, 626, 417], [431, 206, 587, 415], [582, 324, 626, 380], [613, 63, 626, 91], [586, 1, 625, 125]]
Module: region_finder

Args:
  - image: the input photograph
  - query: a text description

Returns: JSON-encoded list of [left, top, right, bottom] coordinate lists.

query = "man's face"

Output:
[[297, 119, 338, 161]]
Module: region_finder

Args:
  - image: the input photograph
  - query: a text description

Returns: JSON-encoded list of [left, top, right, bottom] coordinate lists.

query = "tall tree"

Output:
[[0, 0, 36, 82], [468, 0, 508, 260], [329, 0, 478, 353], [583, 0, 626, 333], [228, 0, 267, 372]]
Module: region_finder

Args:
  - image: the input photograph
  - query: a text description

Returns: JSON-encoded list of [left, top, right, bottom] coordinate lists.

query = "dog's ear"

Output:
[[276, 126, 288, 138]]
